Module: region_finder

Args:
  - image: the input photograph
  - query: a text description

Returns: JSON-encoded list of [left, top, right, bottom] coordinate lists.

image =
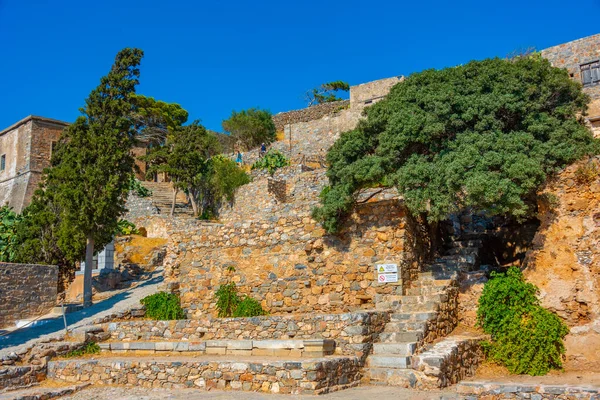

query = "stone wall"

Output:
[[0, 263, 58, 328], [350, 76, 403, 107], [457, 381, 600, 399], [541, 33, 600, 120], [165, 176, 429, 317], [47, 356, 362, 395], [103, 310, 389, 361], [272, 101, 349, 132], [0, 365, 46, 390], [523, 157, 600, 370]]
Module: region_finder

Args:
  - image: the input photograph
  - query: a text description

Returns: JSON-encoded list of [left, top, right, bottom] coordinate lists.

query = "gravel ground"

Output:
[[58, 385, 458, 400]]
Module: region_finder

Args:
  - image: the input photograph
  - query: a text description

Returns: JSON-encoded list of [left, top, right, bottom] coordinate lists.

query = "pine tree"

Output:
[[44, 48, 144, 306]]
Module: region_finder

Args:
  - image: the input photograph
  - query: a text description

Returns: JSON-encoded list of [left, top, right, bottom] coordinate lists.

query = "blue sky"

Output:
[[1, 0, 599, 132]]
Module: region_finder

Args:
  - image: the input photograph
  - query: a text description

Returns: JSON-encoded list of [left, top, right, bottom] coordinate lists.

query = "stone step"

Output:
[[398, 294, 444, 304], [397, 302, 438, 313], [364, 367, 421, 387], [378, 331, 423, 343], [451, 239, 483, 248], [372, 342, 417, 355], [0, 383, 91, 400], [367, 355, 412, 369], [384, 321, 427, 333], [390, 311, 437, 322], [405, 286, 446, 296], [437, 254, 477, 264], [446, 247, 480, 256]]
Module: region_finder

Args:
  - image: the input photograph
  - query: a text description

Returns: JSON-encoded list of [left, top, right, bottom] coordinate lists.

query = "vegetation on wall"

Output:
[[140, 291, 186, 320], [313, 56, 599, 233], [215, 282, 267, 318], [128, 177, 152, 197], [0, 206, 22, 262], [222, 108, 276, 151], [115, 219, 139, 236], [251, 149, 290, 175], [305, 81, 350, 106], [477, 267, 569, 375]]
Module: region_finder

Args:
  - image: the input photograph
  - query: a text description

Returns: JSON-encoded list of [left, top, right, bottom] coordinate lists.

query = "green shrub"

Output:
[[64, 342, 100, 358], [129, 177, 152, 197], [140, 292, 185, 320], [251, 150, 290, 175], [215, 283, 267, 318], [477, 267, 569, 375], [115, 219, 139, 236], [233, 296, 267, 318], [574, 163, 599, 184], [0, 206, 23, 262], [215, 283, 240, 318]]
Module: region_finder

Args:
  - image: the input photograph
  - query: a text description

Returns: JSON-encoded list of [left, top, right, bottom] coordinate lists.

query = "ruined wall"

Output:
[[542, 33, 600, 121], [0, 263, 58, 328], [163, 168, 430, 317], [350, 76, 402, 107], [272, 100, 349, 132], [523, 157, 600, 369]]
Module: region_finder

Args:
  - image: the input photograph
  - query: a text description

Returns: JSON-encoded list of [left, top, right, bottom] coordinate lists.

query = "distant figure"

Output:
[[236, 151, 243, 165], [259, 143, 267, 158]]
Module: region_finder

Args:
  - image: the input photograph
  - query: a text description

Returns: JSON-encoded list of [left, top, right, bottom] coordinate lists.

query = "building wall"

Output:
[[541, 33, 600, 120], [0, 116, 67, 212], [0, 263, 58, 328]]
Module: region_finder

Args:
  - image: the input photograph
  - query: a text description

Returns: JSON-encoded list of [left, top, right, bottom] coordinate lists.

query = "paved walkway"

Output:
[[0, 268, 163, 357], [59, 385, 458, 400]]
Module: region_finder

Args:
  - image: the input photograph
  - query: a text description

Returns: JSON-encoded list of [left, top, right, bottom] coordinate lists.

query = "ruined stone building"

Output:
[[0, 115, 68, 212]]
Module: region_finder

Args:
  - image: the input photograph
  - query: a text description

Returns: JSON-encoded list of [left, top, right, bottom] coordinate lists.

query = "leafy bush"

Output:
[[477, 267, 569, 375], [215, 283, 267, 318], [0, 206, 22, 262], [215, 283, 240, 318], [140, 291, 186, 320], [251, 150, 290, 175], [64, 342, 100, 358], [313, 56, 599, 233], [222, 108, 276, 151], [129, 177, 152, 197], [233, 296, 268, 318], [115, 219, 139, 236]]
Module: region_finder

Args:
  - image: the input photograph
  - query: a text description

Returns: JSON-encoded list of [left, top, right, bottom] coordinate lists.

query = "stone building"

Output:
[[0, 115, 68, 212], [541, 33, 600, 137]]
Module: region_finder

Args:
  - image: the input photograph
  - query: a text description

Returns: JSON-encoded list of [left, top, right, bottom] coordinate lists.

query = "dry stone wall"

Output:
[[0, 263, 58, 328], [272, 101, 349, 132]]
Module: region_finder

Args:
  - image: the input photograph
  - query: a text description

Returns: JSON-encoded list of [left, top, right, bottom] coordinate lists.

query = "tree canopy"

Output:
[[221, 108, 276, 151], [313, 56, 599, 233], [131, 95, 189, 144], [305, 80, 350, 106]]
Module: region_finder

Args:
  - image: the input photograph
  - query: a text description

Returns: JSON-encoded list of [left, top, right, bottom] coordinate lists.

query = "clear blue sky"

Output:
[[1, 0, 599, 132]]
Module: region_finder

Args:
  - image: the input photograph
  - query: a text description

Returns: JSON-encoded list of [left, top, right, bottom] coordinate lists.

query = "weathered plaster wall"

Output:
[[0, 263, 58, 328], [523, 157, 600, 369]]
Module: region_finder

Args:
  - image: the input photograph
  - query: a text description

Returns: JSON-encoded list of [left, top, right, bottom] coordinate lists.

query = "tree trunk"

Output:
[[170, 186, 178, 217], [188, 188, 198, 217], [83, 235, 94, 307]]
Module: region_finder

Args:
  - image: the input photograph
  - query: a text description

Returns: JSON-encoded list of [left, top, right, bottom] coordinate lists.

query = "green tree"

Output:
[[313, 56, 599, 233], [144, 121, 222, 217], [0, 206, 22, 262], [37, 48, 144, 306], [222, 108, 276, 151], [131, 95, 188, 144], [305, 80, 350, 106]]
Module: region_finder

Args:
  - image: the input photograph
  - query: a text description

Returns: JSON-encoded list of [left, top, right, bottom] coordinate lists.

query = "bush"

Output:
[[215, 283, 267, 318], [574, 162, 599, 184], [129, 177, 152, 197], [251, 150, 290, 175], [233, 296, 268, 318], [115, 219, 139, 236], [477, 267, 569, 375], [140, 292, 185, 320], [0, 206, 23, 262], [64, 342, 100, 358]]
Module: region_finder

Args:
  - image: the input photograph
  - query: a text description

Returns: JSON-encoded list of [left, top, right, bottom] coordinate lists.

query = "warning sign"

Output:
[[377, 273, 398, 283], [376, 264, 398, 273]]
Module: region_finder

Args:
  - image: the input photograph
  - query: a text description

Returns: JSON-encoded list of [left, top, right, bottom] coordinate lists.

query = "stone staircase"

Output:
[[365, 238, 483, 387], [140, 182, 194, 216]]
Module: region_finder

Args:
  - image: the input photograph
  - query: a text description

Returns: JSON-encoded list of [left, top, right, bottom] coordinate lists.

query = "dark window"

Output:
[[0, 155, 5, 171], [581, 61, 600, 86]]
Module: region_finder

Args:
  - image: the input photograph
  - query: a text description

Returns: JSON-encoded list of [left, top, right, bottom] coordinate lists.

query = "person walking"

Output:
[[235, 150, 243, 166], [259, 143, 267, 158]]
